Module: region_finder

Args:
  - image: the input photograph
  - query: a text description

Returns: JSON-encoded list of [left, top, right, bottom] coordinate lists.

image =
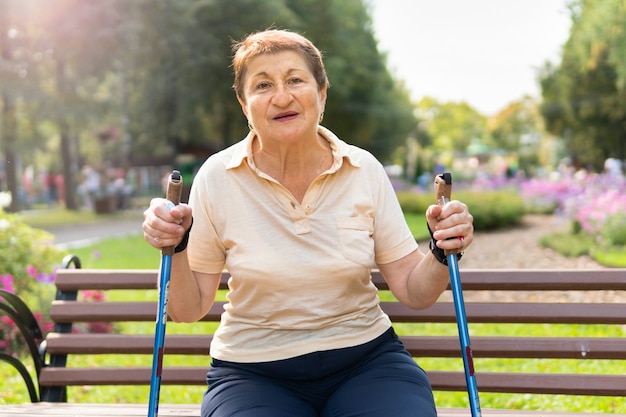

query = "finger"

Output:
[[438, 200, 467, 219], [143, 209, 186, 245], [168, 203, 193, 229]]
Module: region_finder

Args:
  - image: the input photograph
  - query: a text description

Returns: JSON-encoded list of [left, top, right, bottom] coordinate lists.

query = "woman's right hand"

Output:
[[142, 198, 193, 250]]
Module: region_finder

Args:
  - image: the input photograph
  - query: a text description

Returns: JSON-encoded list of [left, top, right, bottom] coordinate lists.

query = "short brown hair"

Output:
[[232, 29, 329, 102]]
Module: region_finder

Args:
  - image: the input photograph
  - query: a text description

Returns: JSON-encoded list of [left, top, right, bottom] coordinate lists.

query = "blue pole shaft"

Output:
[[447, 254, 481, 417], [148, 254, 172, 417], [147, 171, 182, 417]]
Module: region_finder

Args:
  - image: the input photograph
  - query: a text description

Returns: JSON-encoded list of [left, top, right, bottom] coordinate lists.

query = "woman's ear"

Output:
[[319, 85, 327, 113], [238, 97, 248, 118]]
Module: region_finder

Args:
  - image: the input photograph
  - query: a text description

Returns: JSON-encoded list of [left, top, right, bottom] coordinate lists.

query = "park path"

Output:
[[453, 214, 605, 270], [42, 210, 144, 250]]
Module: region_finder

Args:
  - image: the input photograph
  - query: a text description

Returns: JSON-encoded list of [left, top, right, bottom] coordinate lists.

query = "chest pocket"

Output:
[[337, 217, 375, 268]]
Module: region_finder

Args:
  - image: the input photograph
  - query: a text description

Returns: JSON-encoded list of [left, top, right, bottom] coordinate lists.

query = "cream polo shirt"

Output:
[[187, 126, 418, 363]]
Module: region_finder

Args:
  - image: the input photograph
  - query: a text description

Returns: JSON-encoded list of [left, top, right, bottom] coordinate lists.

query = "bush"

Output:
[[0, 211, 61, 295], [0, 210, 63, 355], [539, 232, 594, 257], [600, 214, 626, 247], [396, 191, 432, 215], [397, 190, 526, 231]]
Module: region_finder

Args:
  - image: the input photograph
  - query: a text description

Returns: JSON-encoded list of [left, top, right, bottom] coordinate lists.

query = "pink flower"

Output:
[[27, 265, 37, 277], [0, 274, 14, 293]]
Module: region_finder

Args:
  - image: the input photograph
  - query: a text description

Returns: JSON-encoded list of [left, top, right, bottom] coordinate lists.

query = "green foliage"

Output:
[[600, 214, 626, 246], [0, 211, 62, 295], [539, 231, 594, 257], [539, 0, 626, 169], [458, 190, 525, 231], [540, 218, 626, 267], [397, 190, 526, 232], [415, 97, 489, 156], [396, 191, 433, 214]]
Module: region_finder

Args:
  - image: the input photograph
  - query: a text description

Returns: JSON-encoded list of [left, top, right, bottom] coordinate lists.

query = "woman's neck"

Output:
[[252, 132, 332, 202]]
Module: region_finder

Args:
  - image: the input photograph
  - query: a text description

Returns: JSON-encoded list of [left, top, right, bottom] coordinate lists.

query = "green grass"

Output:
[[405, 213, 430, 241], [590, 246, 626, 267], [3, 211, 625, 411], [67, 234, 161, 269]]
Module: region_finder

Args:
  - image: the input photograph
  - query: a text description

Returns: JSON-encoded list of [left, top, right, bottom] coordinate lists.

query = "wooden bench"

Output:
[[4, 254, 626, 416]]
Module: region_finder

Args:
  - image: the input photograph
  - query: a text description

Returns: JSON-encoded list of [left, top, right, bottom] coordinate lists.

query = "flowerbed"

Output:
[[521, 173, 626, 265]]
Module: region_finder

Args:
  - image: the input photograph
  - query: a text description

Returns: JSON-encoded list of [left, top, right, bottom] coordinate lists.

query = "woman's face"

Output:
[[239, 50, 327, 144]]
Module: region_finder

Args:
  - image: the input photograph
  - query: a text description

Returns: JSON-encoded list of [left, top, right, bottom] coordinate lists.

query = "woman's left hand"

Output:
[[425, 200, 474, 253]]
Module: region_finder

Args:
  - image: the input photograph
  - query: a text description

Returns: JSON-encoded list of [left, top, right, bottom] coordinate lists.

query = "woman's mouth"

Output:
[[273, 111, 298, 121]]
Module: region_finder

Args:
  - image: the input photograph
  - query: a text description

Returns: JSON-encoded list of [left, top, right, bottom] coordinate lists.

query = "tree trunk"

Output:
[[1, 92, 20, 213], [0, 8, 20, 212], [56, 59, 79, 210]]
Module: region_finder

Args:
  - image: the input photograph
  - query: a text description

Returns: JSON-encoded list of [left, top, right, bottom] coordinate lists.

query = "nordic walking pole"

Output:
[[148, 170, 183, 417], [434, 172, 482, 417]]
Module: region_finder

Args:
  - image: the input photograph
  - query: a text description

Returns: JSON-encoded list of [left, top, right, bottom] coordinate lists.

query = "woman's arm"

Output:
[[378, 200, 473, 310], [142, 198, 219, 322]]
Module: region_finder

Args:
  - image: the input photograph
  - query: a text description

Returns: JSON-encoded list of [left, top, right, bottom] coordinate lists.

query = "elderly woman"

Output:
[[143, 29, 474, 417]]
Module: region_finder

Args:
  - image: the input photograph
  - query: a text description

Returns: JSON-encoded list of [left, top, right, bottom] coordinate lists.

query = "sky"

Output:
[[369, 0, 573, 116]]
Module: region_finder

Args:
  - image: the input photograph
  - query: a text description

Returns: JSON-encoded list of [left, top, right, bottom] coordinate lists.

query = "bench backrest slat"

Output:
[[54, 268, 626, 292], [50, 299, 626, 325], [45, 333, 626, 360]]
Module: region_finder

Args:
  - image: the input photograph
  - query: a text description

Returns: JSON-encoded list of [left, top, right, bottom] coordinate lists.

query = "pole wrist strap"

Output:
[[174, 218, 193, 253], [427, 222, 462, 266]]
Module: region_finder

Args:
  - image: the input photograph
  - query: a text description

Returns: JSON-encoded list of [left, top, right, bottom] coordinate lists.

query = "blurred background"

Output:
[[0, 0, 623, 212]]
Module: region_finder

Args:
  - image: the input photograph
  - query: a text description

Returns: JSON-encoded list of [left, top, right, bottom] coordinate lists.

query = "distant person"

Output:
[[143, 29, 474, 417], [81, 165, 101, 209], [604, 156, 623, 177], [45, 170, 59, 207]]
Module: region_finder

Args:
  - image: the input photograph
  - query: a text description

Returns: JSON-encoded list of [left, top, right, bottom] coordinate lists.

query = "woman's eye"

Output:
[[288, 78, 303, 85], [256, 82, 271, 90]]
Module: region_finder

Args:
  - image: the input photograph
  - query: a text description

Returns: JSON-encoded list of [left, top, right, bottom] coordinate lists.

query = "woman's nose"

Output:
[[272, 84, 292, 106]]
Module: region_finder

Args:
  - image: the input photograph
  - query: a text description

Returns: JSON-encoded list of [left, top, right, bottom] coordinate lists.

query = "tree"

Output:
[[489, 97, 546, 174], [416, 97, 488, 154], [539, 0, 626, 170]]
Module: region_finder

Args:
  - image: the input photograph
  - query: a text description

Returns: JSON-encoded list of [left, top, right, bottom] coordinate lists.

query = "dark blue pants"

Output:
[[201, 327, 436, 417]]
